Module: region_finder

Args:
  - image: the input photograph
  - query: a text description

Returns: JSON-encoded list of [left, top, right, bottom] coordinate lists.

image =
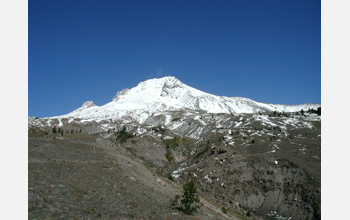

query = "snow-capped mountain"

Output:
[[56, 76, 320, 123]]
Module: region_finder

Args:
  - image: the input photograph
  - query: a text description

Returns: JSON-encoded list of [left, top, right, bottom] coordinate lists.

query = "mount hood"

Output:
[[55, 76, 320, 123]]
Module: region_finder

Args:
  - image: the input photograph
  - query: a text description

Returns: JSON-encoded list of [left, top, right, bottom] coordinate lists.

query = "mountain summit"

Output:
[[58, 76, 319, 123]]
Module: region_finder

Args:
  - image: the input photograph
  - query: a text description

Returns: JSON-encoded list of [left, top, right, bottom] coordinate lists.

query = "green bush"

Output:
[[163, 137, 180, 150], [168, 174, 174, 181], [152, 125, 165, 133], [222, 207, 227, 214], [116, 126, 134, 142], [165, 152, 175, 162]]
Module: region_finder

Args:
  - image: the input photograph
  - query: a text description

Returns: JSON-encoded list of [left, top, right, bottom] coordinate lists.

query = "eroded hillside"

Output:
[[28, 110, 321, 219]]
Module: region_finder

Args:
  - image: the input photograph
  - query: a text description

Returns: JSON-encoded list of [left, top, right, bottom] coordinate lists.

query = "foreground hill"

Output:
[[29, 110, 320, 220], [29, 134, 240, 220]]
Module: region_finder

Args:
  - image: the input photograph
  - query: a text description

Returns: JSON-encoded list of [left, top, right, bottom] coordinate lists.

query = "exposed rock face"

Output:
[[112, 88, 130, 102], [81, 101, 96, 108], [68, 101, 97, 114]]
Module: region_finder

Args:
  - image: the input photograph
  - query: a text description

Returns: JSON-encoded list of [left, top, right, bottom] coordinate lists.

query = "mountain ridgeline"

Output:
[[65, 76, 319, 121]]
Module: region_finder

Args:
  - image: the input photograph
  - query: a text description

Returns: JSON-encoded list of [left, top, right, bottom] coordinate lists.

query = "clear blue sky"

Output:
[[29, 0, 321, 118]]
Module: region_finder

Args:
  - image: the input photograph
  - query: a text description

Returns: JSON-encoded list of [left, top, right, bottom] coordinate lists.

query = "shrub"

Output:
[[116, 126, 134, 142], [165, 153, 175, 162], [163, 137, 180, 150], [152, 125, 165, 133], [168, 174, 174, 181], [170, 179, 201, 215], [222, 207, 227, 214], [170, 195, 180, 207]]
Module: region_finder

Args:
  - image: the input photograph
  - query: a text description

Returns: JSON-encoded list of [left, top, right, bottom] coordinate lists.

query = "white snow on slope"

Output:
[[50, 76, 320, 123]]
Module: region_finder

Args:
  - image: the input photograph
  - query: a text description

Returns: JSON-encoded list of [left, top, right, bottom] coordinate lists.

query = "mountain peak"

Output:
[[59, 76, 320, 122], [81, 101, 96, 108], [138, 76, 182, 89], [70, 101, 97, 114], [112, 76, 184, 102], [150, 75, 179, 82]]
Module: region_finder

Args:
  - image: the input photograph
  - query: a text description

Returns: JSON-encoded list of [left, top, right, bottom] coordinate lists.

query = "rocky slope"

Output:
[[29, 110, 321, 220], [28, 76, 321, 219], [29, 135, 238, 220]]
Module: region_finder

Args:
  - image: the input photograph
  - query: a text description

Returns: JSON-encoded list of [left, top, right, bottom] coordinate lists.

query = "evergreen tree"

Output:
[[170, 179, 201, 215], [181, 179, 201, 214], [52, 126, 56, 133]]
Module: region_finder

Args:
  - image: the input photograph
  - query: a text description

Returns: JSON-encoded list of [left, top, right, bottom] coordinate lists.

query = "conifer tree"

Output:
[[170, 179, 201, 215]]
